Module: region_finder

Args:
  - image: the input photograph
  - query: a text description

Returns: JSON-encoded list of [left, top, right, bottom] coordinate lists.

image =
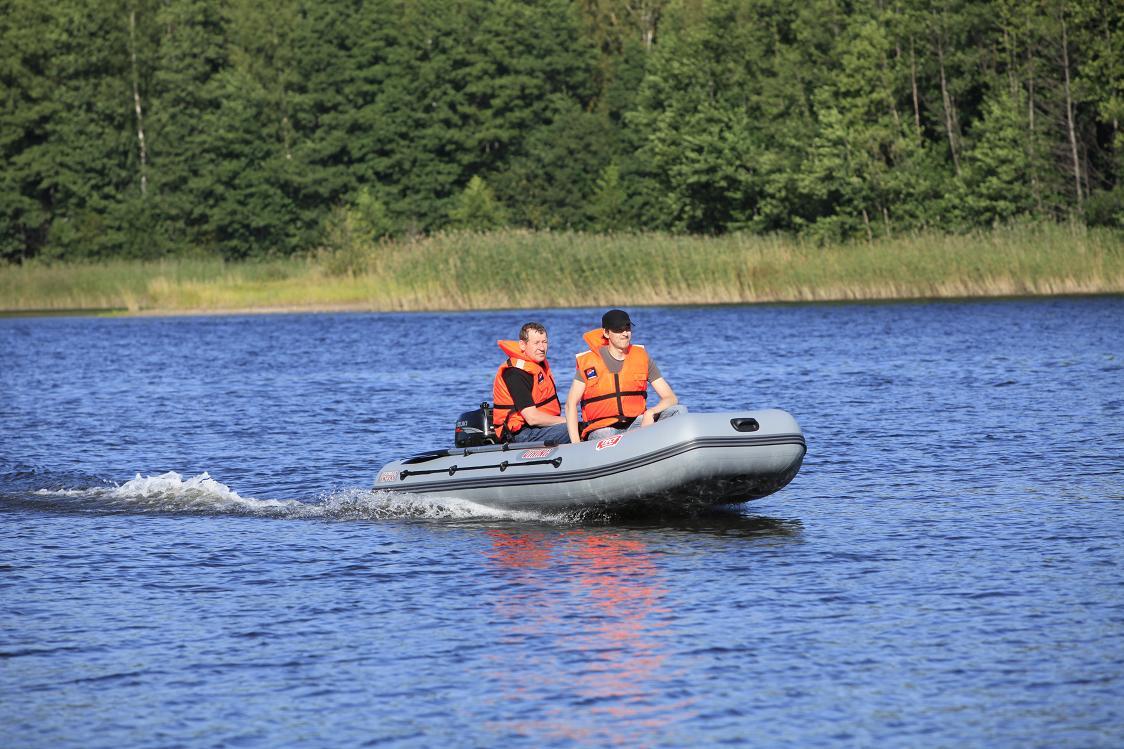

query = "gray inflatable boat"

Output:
[[375, 407, 806, 512]]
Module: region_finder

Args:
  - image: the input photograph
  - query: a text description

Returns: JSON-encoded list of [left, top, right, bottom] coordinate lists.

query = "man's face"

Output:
[[604, 326, 632, 349], [520, 330, 549, 362]]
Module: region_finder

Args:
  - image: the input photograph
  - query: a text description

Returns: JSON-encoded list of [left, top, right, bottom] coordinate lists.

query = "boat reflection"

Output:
[[572, 505, 804, 539], [482, 528, 694, 745], [477, 508, 801, 743]]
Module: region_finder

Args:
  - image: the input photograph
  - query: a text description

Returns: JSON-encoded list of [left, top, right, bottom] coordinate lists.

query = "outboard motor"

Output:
[[455, 402, 497, 447]]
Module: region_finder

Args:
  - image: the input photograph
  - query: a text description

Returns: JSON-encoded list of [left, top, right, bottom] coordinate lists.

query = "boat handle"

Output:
[[396, 456, 563, 480], [730, 418, 760, 432]]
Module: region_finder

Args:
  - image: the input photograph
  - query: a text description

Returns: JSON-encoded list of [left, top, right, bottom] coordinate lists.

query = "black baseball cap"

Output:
[[601, 309, 632, 331]]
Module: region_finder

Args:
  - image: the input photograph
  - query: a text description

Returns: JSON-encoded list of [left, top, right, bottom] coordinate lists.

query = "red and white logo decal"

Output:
[[378, 471, 397, 483], [520, 448, 555, 459], [594, 435, 622, 451]]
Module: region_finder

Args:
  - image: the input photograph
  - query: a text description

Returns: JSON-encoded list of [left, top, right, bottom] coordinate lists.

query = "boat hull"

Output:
[[375, 409, 806, 512]]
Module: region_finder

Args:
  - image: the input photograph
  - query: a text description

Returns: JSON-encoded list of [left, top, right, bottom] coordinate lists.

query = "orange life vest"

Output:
[[574, 328, 649, 440], [492, 340, 561, 440]]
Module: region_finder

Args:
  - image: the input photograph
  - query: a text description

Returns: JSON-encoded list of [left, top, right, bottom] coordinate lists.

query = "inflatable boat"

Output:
[[375, 407, 806, 512]]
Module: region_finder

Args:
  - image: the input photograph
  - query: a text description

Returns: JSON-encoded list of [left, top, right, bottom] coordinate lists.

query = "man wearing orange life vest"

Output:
[[565, 309, 680, 443], [492, 322, 571, 444]]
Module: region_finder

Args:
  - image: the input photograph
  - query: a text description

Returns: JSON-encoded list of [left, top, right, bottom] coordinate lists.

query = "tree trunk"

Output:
[[1025, 23, 1043, 213], [630, 1, 660, 49], [1003, 27, 1017, 94], [1102, 12, 1120, 152], [884, 49, 901, 130], [909, 36, 922, 138], [935, 34, 961, 176], [128, 8, 148, 196], [1060, 17, 1083, 208]]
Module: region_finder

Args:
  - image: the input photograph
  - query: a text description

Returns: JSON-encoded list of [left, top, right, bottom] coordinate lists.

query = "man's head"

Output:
[[601, 309, 632, 332], [601, 309, 633, 350], [519, 321, 549, 363]]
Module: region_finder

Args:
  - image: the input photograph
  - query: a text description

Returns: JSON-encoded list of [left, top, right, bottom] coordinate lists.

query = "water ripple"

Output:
[[2, 300, 1123, 748]]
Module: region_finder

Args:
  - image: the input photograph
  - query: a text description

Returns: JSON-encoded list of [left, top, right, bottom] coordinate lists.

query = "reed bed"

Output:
[[2, 224, 1120, 315]]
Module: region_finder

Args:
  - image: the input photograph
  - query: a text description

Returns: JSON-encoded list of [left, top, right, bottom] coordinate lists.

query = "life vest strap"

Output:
[[497, 394, 557, 417], [579, 415, 636, 439], [580, 389, 647, 406], [497, 394, 560, 441]]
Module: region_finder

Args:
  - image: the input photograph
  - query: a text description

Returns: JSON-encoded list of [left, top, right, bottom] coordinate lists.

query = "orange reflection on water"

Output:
[[486, 529, 555, 569], [483, 529, 697, 745]]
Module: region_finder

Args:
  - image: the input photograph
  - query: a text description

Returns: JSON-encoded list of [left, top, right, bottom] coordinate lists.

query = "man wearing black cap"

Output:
[[565, 309, 679, 443]]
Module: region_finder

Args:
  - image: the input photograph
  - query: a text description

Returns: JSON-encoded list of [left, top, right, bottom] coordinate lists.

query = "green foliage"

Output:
[[317, 187, 396, 275], [962, 87, 1041, 224], [589, 163, 628, 231], [631, 0, 772, 232], [351, 189, 395, 241], [496, 104, 618, 229], [146, 0, 228, 254], [1070, 0, 1124, 175], [318, 207, 372, 277], [4, 226, 1120, 313], [0, 0, 1120, 262], [448, 176, 510, 231], [0, 0, 58, 261], [1084, 188, 1124, 228]]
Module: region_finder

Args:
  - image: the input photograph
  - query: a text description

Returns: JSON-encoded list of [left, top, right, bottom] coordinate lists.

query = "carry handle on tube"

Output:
[[730, 418, 760, 432]]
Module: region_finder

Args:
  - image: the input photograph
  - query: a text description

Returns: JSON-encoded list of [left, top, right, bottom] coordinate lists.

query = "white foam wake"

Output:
[[316, 487, 546, 522], [35, 471, 300, 514], [34, 471, 552, 522]]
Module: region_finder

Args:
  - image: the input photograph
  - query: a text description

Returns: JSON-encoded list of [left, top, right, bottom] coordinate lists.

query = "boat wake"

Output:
[[13, 469, 791, 528], [23, 470, 560, 523]]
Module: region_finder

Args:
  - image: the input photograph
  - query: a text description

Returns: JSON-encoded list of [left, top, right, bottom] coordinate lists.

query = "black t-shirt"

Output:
[[502, 367, 536, 413]]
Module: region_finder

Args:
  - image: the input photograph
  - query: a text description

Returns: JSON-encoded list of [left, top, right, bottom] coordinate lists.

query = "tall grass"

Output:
[[2, 224, 1121, 314]]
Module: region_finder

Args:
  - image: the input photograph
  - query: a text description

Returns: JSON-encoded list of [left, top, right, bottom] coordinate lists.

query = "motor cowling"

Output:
[[455, 402, 496, 447]]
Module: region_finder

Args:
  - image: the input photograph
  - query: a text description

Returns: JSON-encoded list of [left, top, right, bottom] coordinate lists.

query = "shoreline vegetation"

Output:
[[2, 225, 1121, 317]]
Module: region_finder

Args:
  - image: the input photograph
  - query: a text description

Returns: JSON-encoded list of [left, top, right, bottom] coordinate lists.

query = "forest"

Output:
[[1, 0, 1121, 264]]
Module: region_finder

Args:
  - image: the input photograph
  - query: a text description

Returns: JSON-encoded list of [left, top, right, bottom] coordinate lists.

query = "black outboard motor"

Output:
[[455, 402, 497, 447]]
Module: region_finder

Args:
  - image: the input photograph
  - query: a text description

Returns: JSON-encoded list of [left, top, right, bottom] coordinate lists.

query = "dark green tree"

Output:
[[448, 175, 510, 230], [962, 86, 1042, 224], [200, 0, 303, 258], [146, 0, 229, 254], [495, 103, 619, 229], [0, 0, 59, 261]]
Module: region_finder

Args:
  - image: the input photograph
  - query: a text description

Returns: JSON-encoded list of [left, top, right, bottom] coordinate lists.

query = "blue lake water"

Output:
[[1, 298, 1122, 748]]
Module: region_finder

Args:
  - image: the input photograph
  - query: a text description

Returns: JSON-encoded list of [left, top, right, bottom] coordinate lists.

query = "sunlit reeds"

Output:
[[2, 224, 1120, 314]]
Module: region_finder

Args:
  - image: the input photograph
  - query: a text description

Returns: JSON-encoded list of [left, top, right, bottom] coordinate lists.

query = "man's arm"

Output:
[[522, 406, 564, 426], [504, 369, 564, 427], [521, 402, 565, 427], [640, 377, 677, 427], [565, 379, 585, 443]]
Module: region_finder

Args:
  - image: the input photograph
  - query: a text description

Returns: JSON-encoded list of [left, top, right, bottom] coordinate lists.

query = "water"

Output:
[[1, 298, 1122, 748]]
